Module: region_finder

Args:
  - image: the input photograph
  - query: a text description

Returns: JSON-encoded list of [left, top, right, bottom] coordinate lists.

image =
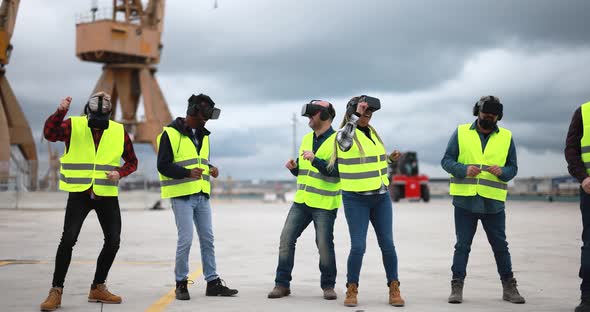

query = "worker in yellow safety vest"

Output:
[[441, 95, 524, 304], [157, 93, 237, 300], [267, 100, 341, 301], [331, 95, 404, 307], [40, 92, 138, 311], [565, 101, 590, 312]]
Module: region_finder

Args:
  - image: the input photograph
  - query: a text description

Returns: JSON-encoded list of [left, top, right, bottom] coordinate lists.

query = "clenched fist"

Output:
[[59, 96, 72, 111], [105, 171, 120, 182], [209, 166, 219, 178], [285, 159, 297, 170], [356, 101, 369, 115], [389, 150, 401, 162]]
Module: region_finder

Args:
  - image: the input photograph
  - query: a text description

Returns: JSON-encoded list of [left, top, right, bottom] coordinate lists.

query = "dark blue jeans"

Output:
[[580, 188, 590, 298], [342, 191, 399, 285], [274, 203, 337, 289], [451, 206, 513, 281]]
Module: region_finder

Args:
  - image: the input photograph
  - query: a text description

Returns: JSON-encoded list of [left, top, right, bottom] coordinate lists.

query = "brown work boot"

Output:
[[323, 288, 337, 300], [344, 283, 358, 307], [88, 283, 122, 304], [267, 286, 290, 299], [40, 287, 62, 311], [389, 281, 405, 307]]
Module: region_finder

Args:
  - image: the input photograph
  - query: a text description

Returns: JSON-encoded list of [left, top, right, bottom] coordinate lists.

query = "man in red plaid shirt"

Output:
[[40, 92, 138, 311]]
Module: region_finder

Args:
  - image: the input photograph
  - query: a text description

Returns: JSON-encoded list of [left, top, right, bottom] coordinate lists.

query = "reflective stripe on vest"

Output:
[[449, 177, 508, 190], [580, 102, 590, 174], [293, 132, 341, 210], [157, 127, 211, 199], [58, 116, 124, 196], [339, 167, 388, 180], [160, 175, 211, 186], [296, 184, 341, 197], [337, 128, 389, 192], [449, 123, 511, 202]]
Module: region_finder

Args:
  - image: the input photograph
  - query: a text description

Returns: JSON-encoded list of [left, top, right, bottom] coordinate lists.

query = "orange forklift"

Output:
[[389, 151, 430, 202]]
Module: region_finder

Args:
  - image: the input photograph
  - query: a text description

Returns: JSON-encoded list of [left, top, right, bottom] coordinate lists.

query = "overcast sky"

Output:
[[9, 0, 590, 180]]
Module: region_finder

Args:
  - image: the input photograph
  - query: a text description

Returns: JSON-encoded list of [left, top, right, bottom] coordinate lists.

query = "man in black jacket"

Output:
[[566, 102, 590, 312], [157, 93, 238, 300]]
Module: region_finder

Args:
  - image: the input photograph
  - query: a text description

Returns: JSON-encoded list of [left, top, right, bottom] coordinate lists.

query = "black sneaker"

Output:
[[175, 280, 192, 300], [206, 278, 238, 297]]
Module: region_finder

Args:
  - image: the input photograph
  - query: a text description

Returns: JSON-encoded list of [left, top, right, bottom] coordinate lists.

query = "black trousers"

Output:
[[581, 187, 590, 298], [52, 192, 121, 288]]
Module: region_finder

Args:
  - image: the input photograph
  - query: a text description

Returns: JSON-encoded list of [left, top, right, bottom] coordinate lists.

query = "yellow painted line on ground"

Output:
[[145, 267, 203, 312]]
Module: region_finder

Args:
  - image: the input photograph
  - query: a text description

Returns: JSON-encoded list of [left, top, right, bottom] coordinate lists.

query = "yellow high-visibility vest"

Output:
[[449, 123, 511, 202], [337, 128, 389, 192], [157, 127, 210, 199], [59, 116, 124, 196], [580, 102, 590, 174], [293, 132, 341, 210]]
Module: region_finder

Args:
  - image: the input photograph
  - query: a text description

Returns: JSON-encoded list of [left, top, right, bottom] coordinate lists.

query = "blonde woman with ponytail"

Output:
[[335, 96, 404, 308]]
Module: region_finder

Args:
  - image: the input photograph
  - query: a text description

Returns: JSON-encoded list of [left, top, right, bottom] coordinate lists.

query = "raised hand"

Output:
[[59, 96, 72, 111]]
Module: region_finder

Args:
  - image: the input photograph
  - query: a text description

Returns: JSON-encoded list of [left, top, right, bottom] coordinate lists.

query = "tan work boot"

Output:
[[389, 281, 405, 307], [40, 287, 62, 311], [344, 283, 358, 307], [88, 283, 122, 304]]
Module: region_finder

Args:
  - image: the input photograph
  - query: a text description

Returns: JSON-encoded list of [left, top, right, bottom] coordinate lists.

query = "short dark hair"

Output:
[[187, 93, 215, 116], [327, 102, 336, 120]]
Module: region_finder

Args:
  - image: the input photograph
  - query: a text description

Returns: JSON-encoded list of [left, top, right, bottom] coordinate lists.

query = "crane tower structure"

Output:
[[0, 0, 38, 189], [76, 0, 172, 150]]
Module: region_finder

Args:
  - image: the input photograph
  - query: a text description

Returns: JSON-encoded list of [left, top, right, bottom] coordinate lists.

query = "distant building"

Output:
[[429, 178, 451, 196], [512, 176, 578, 196], [426, 176, 579, 197]]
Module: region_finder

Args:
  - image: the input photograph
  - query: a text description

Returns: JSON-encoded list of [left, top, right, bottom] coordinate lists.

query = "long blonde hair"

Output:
[[327, 111, 385, 170]]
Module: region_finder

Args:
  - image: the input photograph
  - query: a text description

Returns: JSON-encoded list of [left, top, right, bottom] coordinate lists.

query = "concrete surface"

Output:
[[0, 197, 583, 311], [0, 191, 166, 210]]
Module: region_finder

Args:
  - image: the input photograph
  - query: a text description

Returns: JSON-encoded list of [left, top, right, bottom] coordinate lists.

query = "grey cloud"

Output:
[[159, 0, 590, 103], [5, 0, 590, 180]]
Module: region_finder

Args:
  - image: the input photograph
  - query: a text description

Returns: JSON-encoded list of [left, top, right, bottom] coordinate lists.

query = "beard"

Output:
[[308, 118, 318, 130], [478, 117, 497, 130], [87, 117, 109, 130]]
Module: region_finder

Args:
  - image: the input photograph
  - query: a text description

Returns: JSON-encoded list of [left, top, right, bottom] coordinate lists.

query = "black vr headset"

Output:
[[84, 94, 111, 130], [346, 95, 381, 115], [301, 100, 336, 121], [187, 93, 221, 120], [473, 95, 503, 120]]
